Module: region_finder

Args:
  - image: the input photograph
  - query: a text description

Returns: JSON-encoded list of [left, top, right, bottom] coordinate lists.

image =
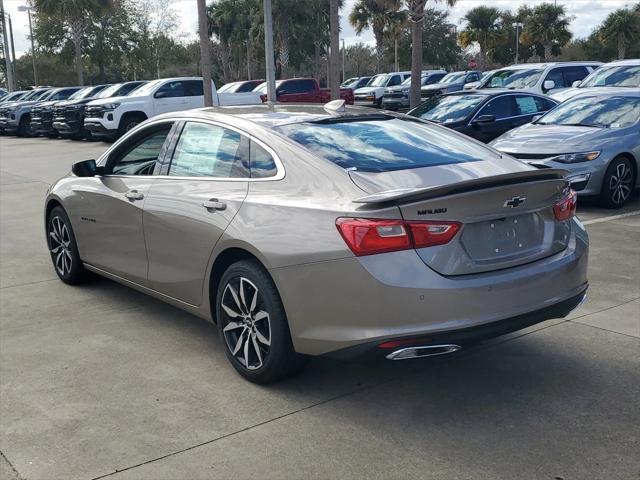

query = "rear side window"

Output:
[[298, 79, 316, 92], [250, 141, 278, 178], [279, 80, 300, 94], [184, 80, 204, 96], [169, 122, 249, 178], [562, 66, 588, 86], [276, 118, 499, 173]]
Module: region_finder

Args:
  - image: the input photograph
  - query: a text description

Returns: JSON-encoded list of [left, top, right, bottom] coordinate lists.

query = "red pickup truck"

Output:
[[257, 78, 354, 104]]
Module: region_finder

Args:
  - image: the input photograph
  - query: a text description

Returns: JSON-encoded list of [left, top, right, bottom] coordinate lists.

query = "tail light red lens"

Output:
[[554, 190, 577, 221], [336, 218, 462, 256]]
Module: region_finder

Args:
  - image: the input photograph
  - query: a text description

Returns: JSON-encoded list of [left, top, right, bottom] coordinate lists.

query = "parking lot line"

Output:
[[582, 210, 640, 225]]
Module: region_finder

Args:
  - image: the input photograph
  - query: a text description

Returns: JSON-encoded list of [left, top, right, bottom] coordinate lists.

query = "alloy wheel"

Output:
[[220, 277, 271, 370], [49, 216, 73, 276], [609, 162, 633, 205]]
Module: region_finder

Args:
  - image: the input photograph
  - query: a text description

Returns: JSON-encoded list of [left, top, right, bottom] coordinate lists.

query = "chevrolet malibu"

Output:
[[45, 103, 589, 383]]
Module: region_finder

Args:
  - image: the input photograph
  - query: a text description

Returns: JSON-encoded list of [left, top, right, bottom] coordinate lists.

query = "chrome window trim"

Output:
[[96, 116, 285, 182], [468, 93, 556, 125]]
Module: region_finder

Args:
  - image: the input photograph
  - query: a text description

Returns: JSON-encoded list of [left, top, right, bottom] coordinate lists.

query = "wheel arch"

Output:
[[617, 152, 638, 183], [208, 247, 275, 324], [120, 110, 148, 123]]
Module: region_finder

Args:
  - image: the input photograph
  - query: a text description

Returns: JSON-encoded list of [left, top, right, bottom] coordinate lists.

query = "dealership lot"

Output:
[[0, 136, 638, 480]]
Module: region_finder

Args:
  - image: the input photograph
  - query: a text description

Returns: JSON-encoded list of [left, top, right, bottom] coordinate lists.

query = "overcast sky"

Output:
[[1, 0, 635, 56]]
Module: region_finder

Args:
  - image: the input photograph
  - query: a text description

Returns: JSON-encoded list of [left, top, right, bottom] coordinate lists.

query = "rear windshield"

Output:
[[410, 94, 485, 124], [486, 68, 544, 89], [275, 117, 498, 172]]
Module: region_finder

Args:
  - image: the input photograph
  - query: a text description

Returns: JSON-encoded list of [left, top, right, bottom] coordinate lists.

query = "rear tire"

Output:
[[216, 259, 306, 383], [47, 206, 87, 285], [599, 156, 635, 208]]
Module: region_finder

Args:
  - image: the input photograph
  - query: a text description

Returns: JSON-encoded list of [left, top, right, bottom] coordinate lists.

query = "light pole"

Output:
[[0, 0, 16, 91], [512, 22, 523, 64], [18, 5, 37, 86], [341, 39, 345, 83]]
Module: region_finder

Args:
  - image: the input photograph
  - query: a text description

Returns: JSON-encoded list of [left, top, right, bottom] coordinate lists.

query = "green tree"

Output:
[[349, 0, 404, 69], [407, 0, 457, 108], [32, 0, 110, 84], [598, 6, 640, 60], [458, 6, 501, 70], [520, 3, 572, 61]]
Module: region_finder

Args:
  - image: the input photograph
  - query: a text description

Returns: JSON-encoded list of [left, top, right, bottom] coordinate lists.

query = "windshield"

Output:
[[95, 83, 123, 99], [253, 81, 283, 94], [275, 117, 499, 173], [409, 94, 485, 124], [537, 95, 640, 128], [441, 73, 466, 84], [341, 77, 358, 88], [485, 68, 544, 89], [129, 79, 166, 97], [368, 74, 390, 87], [218, 82, 237, 93], [3, 92, 25, 102], [579, 65, 640, 88], [22, 89, 47, 101], [68, 87, 91, 100]]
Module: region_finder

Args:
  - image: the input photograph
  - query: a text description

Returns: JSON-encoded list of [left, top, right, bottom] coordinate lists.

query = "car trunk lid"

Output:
[[350, 165, 571, 276]]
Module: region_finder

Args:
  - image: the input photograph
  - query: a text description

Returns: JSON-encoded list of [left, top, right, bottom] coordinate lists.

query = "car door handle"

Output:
[[124, 190, 144, 201], [202, 199, 226, 211]]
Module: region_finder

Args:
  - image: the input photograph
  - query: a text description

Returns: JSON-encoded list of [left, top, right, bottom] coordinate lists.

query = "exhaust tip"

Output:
[[386, 344, 461, 361]]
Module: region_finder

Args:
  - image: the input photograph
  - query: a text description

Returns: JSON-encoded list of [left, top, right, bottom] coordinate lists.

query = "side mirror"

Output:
[[572, 80, 582, 88], [472, 114, 496, 125], [543, 80, 556, 91], [72, 159, 101, 177]]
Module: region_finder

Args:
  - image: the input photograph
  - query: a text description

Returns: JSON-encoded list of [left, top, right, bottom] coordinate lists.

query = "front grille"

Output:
[[383, 92, 404, 99], [85, 105, 105, 117], [53, 106, 66, 119], [503, 152, 556, 160]]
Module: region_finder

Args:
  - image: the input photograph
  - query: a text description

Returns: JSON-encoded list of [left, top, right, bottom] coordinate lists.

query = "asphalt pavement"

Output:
[[1, 136, 638, 480]]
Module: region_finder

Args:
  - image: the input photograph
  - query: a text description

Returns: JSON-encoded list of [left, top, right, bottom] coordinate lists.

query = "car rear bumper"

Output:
[[271, 219, 588, 356]]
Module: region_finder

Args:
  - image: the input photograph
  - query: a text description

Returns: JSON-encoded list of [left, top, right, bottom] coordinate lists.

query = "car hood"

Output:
[[35, 100, 59, 108], [354, 86, 382, 95], [422, 81, 461, 92], [88, 95, 132, 106], [490, 123, 612, 153], [57, 98, 94, 107]]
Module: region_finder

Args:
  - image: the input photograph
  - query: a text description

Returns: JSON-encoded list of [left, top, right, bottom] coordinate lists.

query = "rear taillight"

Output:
[[336, 218, 461, 256], [554, 189, 577, 221]]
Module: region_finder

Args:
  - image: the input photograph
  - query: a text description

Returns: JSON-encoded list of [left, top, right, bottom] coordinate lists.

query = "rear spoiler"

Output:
[[353, 169, 569, 204]]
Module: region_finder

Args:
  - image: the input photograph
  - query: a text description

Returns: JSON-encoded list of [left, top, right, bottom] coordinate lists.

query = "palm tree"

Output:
[[599, 6, 640, 60], [458, 6, 501, 71], [384, 8, 408, 71], [32, 0, 109, 85], [407, 0, 456, 108], [520, 3, 572, 61], [349, 0, 404, 70]]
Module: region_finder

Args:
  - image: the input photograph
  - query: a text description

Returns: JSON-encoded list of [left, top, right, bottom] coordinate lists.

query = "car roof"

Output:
[[569, 87, 640, 98], [602, 59, 640, 66], [445, 88, 547, 97], [156, 104, 403, 128], [498, 61, 603, 70]]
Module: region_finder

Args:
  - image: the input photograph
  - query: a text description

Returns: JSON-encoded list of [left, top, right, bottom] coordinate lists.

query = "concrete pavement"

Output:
[[1, 136, 638, 480]]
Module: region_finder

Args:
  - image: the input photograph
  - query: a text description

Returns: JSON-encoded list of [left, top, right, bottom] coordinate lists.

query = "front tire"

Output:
[[47, 206, 87, 285], [17, 115, 32, 136], [216, 259, 305, 383], [599, 156, 635, 208], [117, 114, 146, 138]]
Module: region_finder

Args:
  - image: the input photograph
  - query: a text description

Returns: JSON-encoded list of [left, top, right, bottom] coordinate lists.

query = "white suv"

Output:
[[84, 77, 261, 139], [354, 71, 411, 107], [477, 62, 602, 96]]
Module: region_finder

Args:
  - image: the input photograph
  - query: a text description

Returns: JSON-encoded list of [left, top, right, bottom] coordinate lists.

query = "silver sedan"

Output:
[[45, 104, 589, 383], [491, 88, 640, 207]]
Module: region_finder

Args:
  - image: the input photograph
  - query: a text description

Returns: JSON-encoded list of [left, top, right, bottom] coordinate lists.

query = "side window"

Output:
[[298, 79, 316, 92], [515, 95, 544, 115], [533, 96, 557, 112], [545, 69, 564, 88], [562, 67, 588, 86], [108, 125, 173, 175], [426, 73, 445, 84], [466, 72, 480, 83], [184, 80, 204, 97], [250, 141, 278, 178], [279, 80, 298, 94], [388, 75, 402, 87], [237, 82, 257, 93], [478, 96, 515, 119], [155, 81, 185, 98], [169, 122, 249, 178]]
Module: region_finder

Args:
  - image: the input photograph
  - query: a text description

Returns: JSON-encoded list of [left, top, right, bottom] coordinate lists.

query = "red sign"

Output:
[[468, 58, 477, 69]]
